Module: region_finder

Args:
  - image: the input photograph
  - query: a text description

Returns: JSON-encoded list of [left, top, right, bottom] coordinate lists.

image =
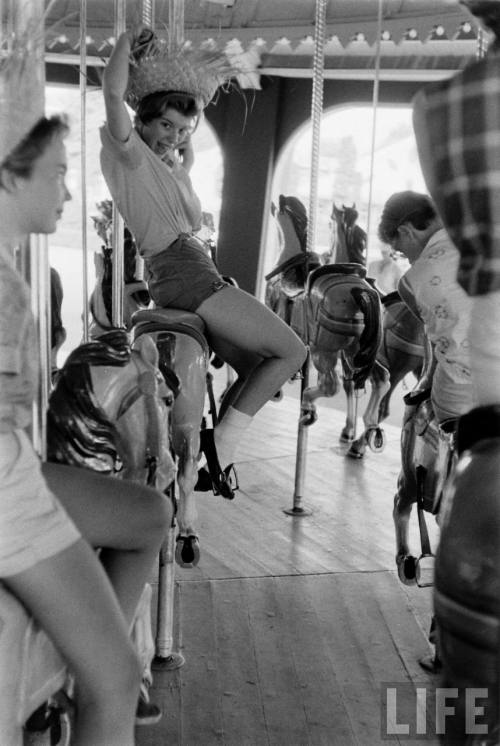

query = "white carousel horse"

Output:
[[266, 195, 386, 457], [89, 214, 225, 569], [0, 330, 175, 745]]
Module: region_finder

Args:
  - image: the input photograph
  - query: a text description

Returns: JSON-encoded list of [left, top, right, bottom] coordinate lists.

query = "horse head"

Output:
[[330, 202, 367, 266], [90, 204, 151, 337], [266, 195, 321, 307], [47, 330, 176, 491]]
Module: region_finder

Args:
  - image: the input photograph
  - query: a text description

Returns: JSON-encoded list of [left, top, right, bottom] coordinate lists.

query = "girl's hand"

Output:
[[178, 136, 195, 173]]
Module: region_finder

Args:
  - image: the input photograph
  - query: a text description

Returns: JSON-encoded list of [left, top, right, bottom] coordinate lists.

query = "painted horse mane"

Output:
[[279, 194, 308, 254], [47, 330, 131, 472]]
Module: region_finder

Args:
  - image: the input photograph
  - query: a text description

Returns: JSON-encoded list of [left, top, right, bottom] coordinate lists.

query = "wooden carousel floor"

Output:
[[136, 375, 441, 746]]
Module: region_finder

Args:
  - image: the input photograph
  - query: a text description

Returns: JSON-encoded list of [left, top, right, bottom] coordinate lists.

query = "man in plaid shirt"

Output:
[[411, 3, 500, 740], [413, 0, 500, 409]]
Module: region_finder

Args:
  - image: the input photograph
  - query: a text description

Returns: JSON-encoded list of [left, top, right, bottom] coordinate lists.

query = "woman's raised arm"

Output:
[[103, 31, 133, 142]]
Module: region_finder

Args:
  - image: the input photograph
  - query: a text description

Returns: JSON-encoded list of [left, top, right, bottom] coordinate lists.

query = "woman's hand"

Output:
[[178, 136, 195, 173]]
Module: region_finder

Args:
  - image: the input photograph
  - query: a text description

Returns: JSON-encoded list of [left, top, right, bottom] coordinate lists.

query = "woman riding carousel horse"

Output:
[[0, 52, 171, 743], [100, 26, 306, 500]]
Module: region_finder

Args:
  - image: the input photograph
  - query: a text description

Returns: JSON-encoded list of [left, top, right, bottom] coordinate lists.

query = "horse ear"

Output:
[[133, 334, 159, 367]]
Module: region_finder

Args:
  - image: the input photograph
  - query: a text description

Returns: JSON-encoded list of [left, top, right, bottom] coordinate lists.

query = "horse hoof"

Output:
[[367, 427, 386, 453], [396, 555, 417, 585], [339, 430, 354, 443], [346, 444, 364, 459], [175, 535, 200, 568]]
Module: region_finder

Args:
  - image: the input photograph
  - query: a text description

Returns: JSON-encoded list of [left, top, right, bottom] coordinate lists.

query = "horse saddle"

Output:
[[132, 308, 209, 355]]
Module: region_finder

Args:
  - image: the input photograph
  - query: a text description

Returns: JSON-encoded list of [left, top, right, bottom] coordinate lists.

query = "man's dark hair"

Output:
[[378, 191, 437, 244], [0, 114, 69, 182]]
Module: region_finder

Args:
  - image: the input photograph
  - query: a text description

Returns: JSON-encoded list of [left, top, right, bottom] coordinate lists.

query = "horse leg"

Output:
[[393, 476, 418, 586], [174, 425, 201, 568], [341, 374, 355, 443], [302, 351, 341, 425], [347, 360, 390, 459], [162, 335, 207, 568]]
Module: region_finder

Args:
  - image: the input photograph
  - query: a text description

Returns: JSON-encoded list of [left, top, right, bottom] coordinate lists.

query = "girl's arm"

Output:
[[102, 31, 134, 142]]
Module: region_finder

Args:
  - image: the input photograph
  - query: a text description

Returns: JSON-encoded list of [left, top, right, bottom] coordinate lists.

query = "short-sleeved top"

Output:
[[100, 125, 202, 257], [413, 49, 500, 296], [0, 247, 38, 431], [398, 228, 472, 384]]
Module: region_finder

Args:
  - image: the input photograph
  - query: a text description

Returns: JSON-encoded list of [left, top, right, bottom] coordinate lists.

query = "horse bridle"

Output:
[[116, 359, 172, 487]]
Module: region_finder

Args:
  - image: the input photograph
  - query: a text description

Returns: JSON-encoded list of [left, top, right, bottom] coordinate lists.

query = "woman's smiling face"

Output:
[[139, 107, 197, 159]]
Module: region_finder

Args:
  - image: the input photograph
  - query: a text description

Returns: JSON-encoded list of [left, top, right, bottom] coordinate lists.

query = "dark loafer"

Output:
[[198, 429, 238, 500]]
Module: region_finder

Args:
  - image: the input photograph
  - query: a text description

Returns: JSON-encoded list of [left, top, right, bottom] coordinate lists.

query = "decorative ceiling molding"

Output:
[[35, 0, 483, 85]]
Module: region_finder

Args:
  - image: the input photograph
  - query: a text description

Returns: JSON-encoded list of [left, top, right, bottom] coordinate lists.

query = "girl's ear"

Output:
[[398, 223, 412, 237], [0, 166, 19, 194]]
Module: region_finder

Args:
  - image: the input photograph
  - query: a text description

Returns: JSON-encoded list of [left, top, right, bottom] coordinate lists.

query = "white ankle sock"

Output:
[[214, 406, 253, 468]]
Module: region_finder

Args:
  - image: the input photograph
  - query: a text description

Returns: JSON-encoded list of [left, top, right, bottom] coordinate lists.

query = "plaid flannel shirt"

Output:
[[413, 49, 500, 297]]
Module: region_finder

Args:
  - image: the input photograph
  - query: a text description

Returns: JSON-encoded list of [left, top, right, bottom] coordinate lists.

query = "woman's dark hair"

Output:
[[135, 90, 201, 125], [1, 114, 69, 180], [378, 192, 437, 244]]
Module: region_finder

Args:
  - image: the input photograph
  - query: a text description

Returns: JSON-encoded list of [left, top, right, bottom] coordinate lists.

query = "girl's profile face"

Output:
[[19, 134, 71, 235], [139, 107, 197, 159]]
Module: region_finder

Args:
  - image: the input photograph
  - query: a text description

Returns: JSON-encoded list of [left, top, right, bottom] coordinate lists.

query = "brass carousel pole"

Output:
[[153, 0, 186, 672], [80, 0, 90, 341], [364, 0, 383, 263], [12, 0, 49, 460], [284, 0, 327, 517], [111, 0, 126, 329]]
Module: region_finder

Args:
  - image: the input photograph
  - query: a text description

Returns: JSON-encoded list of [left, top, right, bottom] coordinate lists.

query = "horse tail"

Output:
[[351, 286, 382, 389]]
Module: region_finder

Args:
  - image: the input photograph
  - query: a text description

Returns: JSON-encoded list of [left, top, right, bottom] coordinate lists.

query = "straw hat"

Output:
[[125, 30, 240, 111]]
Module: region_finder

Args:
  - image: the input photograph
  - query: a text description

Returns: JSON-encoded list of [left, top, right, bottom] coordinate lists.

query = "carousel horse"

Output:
[[0, 330, 175, 745], [341, 290, 425, 458], [330, 203, 367, 266], [266, 194, 386, 458], [391, 326, 456, 587], [89, 204, 217, 568]]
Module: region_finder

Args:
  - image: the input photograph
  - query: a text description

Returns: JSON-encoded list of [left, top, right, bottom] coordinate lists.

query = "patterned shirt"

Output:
[[398, 228, 472, 384], [413, 49, 500, 297], [100, 126, 202, 257], [0, 247, 38, 431]]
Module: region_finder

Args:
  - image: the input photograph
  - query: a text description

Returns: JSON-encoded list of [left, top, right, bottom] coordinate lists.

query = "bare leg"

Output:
[[5, 539, 141, 746], [197, 285, 307, 417], [42, 462, 171, 625]]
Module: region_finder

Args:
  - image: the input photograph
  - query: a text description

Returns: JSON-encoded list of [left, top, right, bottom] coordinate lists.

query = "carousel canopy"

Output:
[[35, 1, 482, 83]]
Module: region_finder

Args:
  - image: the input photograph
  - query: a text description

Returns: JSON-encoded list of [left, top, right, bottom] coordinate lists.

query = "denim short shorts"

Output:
[[144, 235, 229, 313], [0, 430, 81, 577]]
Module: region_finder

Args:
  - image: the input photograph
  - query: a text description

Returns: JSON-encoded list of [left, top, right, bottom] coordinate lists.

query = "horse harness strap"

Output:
[[265, 252, 316, 282], [115, 367, 163, 487]]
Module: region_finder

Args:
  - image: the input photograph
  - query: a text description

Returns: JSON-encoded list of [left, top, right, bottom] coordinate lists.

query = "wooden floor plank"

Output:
[[136, 386, 441, 746]]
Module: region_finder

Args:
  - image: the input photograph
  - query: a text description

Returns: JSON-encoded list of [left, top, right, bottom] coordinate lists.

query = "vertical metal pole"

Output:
[[80, 0, 90, 341], [111, 0, 126, 328], [30, 236, 50, 460], [168, 0, 184, 46], [287, 0, 326, 516], [15, 0, 49, 459], [365, 0, 383, 263], [153, 0, 186, 671], [306, 0, 326, 255], [283, 351, 313, 516], [141, 0, 156, 30]]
